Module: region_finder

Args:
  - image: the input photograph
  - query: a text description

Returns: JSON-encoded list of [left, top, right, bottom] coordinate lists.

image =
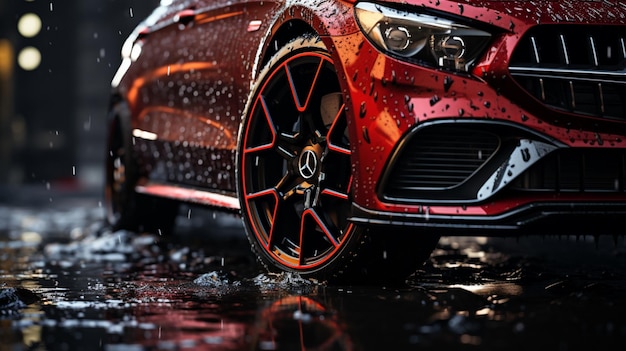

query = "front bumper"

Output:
[[327, 5, 626, 236]]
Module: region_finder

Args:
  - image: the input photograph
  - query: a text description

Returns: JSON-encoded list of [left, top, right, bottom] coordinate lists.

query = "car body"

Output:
[[106, 0, 626, 283]]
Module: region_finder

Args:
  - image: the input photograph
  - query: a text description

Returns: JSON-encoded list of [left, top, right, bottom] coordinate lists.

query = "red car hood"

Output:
[[346, 0, 626, 30]]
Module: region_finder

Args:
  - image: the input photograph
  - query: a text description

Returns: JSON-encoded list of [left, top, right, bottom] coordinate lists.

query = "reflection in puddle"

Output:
[[2, 204, 626, 349], [448, 283, 523, 297], [251, 295, 352, 351]]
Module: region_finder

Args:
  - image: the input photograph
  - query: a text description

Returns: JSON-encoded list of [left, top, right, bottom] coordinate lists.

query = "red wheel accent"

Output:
[[240, 48, 353, 271]]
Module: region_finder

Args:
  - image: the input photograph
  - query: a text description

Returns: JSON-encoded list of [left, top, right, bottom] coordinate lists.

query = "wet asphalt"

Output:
[[1, 184, 626, 350]]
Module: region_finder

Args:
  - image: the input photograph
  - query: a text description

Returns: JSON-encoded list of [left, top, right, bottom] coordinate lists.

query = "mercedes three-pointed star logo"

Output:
[[298, 149, 318, 179]]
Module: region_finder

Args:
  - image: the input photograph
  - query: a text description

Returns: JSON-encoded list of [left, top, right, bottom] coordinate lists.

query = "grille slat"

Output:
[[510, 149, 626, 193], [510, 25, 626, 121], [384, 127, 500, 196]]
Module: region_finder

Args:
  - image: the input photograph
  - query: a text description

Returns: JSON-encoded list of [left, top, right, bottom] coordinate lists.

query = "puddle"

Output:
[[1, 200, 626, 350]]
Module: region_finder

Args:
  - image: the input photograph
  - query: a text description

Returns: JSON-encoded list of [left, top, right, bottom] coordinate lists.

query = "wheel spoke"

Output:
[[326, 101, 351, 156], [275, 133, 300, 160], [244, 95, 277, 154], [301, 208, 339, 247], [286, 56, 324, 112], [244, 189, 280, 249], [272, 196, 306, 263]]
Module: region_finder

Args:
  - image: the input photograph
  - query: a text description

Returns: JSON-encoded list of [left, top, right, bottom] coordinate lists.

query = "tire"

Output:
[[104, 101, 178, 235], [237, 36, 439, 284]]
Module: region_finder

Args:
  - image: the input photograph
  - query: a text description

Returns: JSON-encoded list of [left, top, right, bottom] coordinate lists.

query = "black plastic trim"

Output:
[[349, 202, 626, 236]]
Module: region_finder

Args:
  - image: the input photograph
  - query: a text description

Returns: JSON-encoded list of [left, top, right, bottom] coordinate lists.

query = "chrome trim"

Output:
[[509, 66, 626, 84], [589, 36, 598, 67], [559, 34, 570, 65], [477, 139, 558, 200], [530, 36, 540, 64]]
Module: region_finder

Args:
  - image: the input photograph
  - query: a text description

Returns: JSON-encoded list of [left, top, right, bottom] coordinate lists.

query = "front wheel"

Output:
[[237, 36, 438, 284]]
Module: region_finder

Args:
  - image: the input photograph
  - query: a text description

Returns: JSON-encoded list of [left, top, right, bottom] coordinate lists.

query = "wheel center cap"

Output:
[[298, 149, 318, 179]]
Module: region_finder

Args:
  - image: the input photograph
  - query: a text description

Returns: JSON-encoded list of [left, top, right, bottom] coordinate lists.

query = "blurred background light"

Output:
[[17, 46, 41, 71], [17, 13, 42, 38]]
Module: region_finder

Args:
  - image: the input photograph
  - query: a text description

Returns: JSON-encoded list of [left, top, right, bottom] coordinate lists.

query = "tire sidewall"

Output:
[[105, 101, 135, 228]]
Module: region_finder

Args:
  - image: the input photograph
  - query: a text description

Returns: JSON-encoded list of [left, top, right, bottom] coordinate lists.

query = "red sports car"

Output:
[[106, 0, 626, 283]]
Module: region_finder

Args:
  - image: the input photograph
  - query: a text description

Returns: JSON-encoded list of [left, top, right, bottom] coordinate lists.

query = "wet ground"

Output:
[[1, 184, 626, 350]]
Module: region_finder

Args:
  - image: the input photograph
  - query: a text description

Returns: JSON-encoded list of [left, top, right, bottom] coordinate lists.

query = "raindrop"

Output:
[[359, 101, 367, 118], [595, 133, 604, 146], [362, 126, 370, 144], [483, 101, 491, 108], [129, 7, 134, 18], [443, 76, 454, 92], [429, 95, 441, 106], [521, 148, 531, 162]]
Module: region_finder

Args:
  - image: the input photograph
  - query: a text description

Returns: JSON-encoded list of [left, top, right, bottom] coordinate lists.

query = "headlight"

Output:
[[355, 2, 492, 73]]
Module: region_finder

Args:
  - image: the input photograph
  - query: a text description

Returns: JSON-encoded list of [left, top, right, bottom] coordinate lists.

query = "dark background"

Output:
[[0, 0, 160, 199]]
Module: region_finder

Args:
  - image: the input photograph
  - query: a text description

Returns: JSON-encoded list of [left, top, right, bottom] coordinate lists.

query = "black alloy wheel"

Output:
[[238, 36, 439, 284]]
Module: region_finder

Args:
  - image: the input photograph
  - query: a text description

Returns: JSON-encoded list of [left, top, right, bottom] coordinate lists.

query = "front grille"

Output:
[[383, 126, 500, 200], [510, 149, 626, 193], [509, 25, 626, 120]]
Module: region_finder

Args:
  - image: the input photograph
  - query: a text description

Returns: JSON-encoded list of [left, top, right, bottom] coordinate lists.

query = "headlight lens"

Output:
[[355, 2, 492, 73]]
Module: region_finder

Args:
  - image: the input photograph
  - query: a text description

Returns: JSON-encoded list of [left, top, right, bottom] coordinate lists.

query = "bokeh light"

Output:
[[17, 46, 41, 71], [17, 13, 42, 38]]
